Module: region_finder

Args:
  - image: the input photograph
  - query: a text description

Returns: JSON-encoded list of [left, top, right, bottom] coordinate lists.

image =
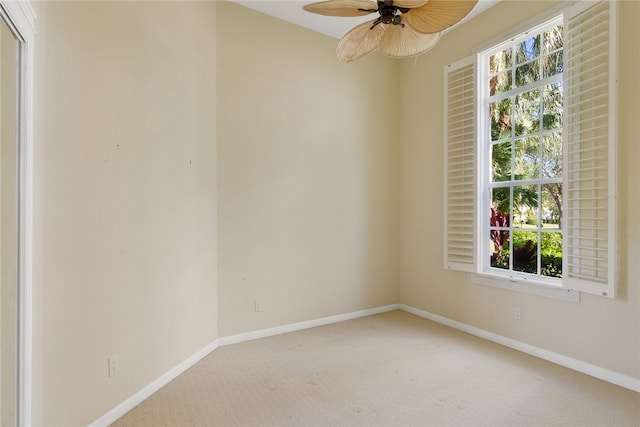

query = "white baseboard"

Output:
[[89, 302, 638, 426], [399, 304, 640, 393], [87, 304, 400, 426], [218, 304, 401, 347], [88, 339, 220, 427]]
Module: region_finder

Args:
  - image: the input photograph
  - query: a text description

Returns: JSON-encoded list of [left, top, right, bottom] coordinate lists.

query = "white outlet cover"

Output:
[[108, 355, 119, 377]]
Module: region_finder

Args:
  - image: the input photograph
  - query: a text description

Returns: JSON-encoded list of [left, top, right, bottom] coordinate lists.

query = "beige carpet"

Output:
[[112, 310, 640, 426]]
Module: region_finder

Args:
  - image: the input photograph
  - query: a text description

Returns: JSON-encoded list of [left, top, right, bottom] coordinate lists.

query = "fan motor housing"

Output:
[[375, 1, 408, 27], [379, 1, 408, 26]]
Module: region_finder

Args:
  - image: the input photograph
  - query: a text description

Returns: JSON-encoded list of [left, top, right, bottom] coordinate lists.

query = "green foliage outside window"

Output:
[[490, 230, 562, 278], [488, 22, 564, 279]]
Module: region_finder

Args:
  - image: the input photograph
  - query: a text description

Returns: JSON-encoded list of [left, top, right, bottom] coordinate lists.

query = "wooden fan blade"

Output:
[[379, 24, 441, 58], [337, 20, 387, 63], [303, 0, 377, 17], [393, 0, 429, 8], [403, 0, 478, 34]]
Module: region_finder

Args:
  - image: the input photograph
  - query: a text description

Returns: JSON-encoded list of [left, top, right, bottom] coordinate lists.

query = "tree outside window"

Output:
[[487, 21, 563, 279]]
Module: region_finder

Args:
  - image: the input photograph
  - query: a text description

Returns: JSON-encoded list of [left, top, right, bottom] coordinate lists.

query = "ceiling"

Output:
[[230, 0, 501, 40]]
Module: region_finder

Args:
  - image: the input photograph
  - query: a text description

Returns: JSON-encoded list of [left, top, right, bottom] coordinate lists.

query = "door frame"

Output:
[[0, 1, 35, 425]]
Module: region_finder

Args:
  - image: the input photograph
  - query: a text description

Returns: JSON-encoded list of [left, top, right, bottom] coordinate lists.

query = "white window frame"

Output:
[[444, 0, 617, 301], [477, 16, 565, 288]]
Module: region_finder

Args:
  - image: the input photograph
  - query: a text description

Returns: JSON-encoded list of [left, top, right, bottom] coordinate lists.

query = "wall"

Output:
[[28, 0, 638, 424], [0, 16, 18, 425], [217, 2, 400, 336], [398, 0, 640, 379], [32, 2, 218, 425]]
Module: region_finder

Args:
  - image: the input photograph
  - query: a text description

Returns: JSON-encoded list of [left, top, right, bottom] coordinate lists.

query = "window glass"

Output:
[[485, 20, 564, 281]]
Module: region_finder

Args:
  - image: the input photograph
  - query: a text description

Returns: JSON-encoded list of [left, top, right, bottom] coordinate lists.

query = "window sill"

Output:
[[472, 273, 580, 303]]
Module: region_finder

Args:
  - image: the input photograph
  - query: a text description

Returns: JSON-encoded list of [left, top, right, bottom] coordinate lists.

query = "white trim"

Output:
[[472, 273, 580, 303], [0, 1, 36, 37], [89, 303, 638, 425], [88, 339, 220, 427], [472, 2, 569, 54], [399, 304, 640, 393], [17, 17, 35, 427], [218, 304, 401, 347], [0, 1, 35, 425], [477, 16, 567, 288], [88, 304, 400, 425]]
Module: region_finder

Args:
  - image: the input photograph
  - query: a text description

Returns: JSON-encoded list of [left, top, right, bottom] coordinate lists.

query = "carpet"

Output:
[[112, 310, 640, 426]]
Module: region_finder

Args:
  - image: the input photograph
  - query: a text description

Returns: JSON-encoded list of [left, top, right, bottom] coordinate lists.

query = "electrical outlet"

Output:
[[108, 355, 119, 377], [254, 299, 263, 312], [513, 306, 522, 320]]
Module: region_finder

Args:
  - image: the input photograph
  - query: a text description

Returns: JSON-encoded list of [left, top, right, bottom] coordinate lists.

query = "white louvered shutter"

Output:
[[563, 0, 617, 297], [444, 56, 477, 272]]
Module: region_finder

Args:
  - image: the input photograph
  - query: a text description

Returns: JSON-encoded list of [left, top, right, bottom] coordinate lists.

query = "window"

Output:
[[444, 0, 617, 299], [484, 18, 564, 284]]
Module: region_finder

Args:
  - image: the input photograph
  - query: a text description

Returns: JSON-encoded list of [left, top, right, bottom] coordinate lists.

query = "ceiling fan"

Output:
[[303, 0, 479, 62]]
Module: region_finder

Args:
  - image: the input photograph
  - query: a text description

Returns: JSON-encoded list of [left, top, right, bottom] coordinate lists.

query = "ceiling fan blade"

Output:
[[404, 0, 478, 34], [337, 20, 387, 63], [392, 0, 429, 8], [379, 24, 441, 58], [303, 0, 377, 17]]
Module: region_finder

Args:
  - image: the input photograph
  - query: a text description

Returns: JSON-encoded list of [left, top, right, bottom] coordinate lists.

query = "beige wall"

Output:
[[217, 3, 400, 335], [398, 0, 640, 379], [28, 0, 639, 425], [0, 16, 18, 426], [32, 2, 218, 425]]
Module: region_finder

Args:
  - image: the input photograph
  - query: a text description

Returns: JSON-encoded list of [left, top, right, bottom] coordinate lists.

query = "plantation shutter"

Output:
[[563, 0, 617, 298], [444, 56, 477, 272]]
